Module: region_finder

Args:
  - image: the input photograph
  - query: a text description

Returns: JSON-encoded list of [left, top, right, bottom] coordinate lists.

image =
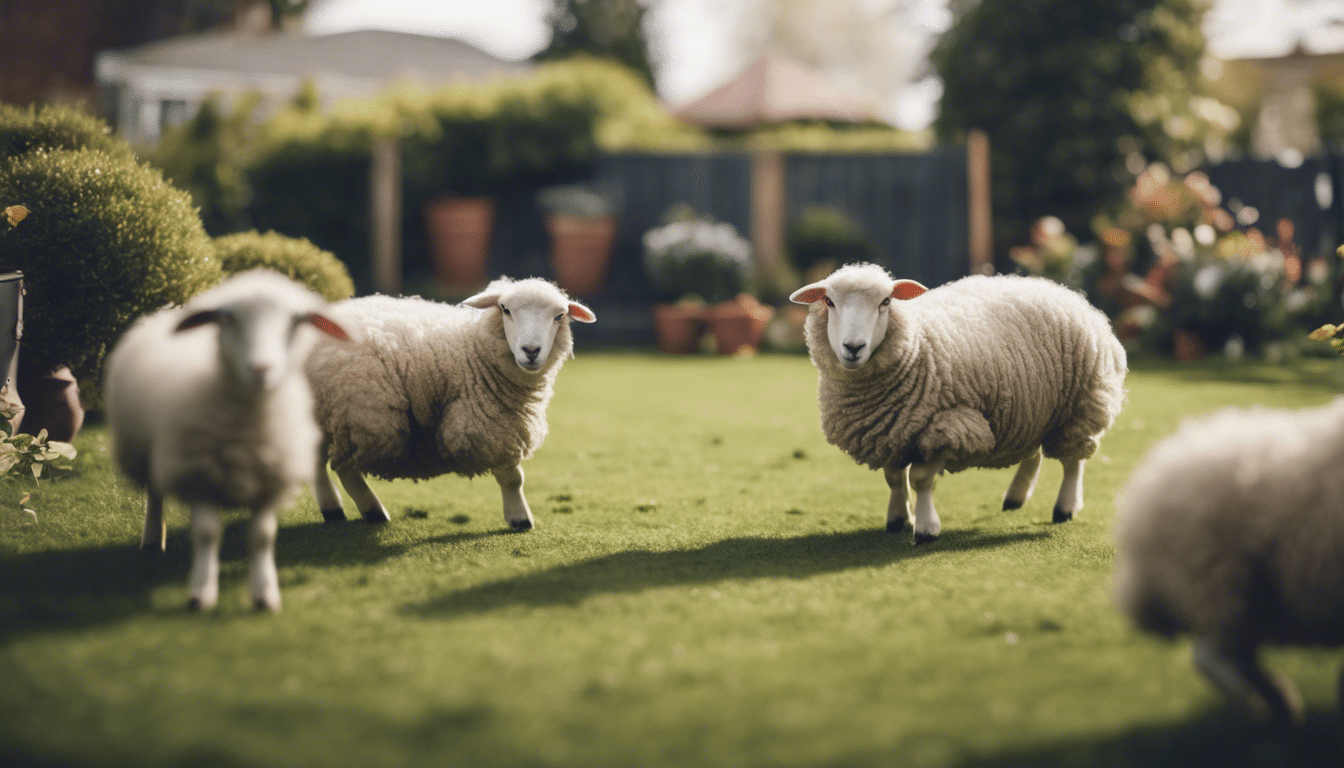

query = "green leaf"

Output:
[[31, 462, 42, 479]]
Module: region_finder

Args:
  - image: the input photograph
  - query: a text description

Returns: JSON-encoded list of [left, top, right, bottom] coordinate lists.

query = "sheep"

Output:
[[306, 276, 595, 530], [104, 270, 352, 612], [1114, 397, 1344, 726], [789, 263, 1127, 543]]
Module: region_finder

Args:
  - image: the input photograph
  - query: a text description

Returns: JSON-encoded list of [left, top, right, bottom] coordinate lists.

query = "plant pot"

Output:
[[17, 365, 82, 441], [652, 303, 706, 354], [547, 214, 616, 297], [705, 295, 776, 355], [1172, 328, 1206, 362], [0, 272, 22, 432], [425, 196, 495, 291]]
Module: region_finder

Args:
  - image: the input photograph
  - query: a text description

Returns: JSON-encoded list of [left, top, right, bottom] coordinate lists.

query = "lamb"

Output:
[[306, 276, 595, 529], [104, 270, 352, 611], [789, 263, 1127, 543], [1114, 397, 1344, 725]]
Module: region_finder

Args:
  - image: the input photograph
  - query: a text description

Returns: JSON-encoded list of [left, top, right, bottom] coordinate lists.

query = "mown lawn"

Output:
[[1, 352, 1341, 768]]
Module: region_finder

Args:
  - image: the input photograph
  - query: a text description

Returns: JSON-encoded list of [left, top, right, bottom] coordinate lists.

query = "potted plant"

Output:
[[539, 185, 618, 297], [785, 205, 878, 284], [407, 115, 497, 292]]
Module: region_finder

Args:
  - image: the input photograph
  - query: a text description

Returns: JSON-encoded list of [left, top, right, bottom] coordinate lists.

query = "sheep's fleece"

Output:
[[306, 285, 573, 481], [806, 269, 1127, 473]]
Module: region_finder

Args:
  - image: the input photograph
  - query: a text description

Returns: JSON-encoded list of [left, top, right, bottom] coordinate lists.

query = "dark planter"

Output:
[[0, 272, 22, 432], [18, 364, 82, 442]]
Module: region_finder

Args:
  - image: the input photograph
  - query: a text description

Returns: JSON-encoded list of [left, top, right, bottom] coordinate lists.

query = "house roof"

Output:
[[1207, 0, 1344, 60], [671, 54, 876, 129]]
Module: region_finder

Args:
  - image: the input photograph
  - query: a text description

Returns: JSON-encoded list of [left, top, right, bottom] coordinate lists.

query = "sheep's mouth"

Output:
[[839, 355, 867, 370], [515, 359, 544, 373]]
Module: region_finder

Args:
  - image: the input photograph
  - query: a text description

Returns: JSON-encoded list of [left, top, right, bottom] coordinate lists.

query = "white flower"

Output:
[[1193, 264, 1223, 300], [1193, 224, 1216, 246], [1171, 228, 1195, 260]]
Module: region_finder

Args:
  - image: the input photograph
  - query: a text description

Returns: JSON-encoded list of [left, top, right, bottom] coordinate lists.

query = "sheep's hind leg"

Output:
[[186, 503, 224, 610], [1052, 458, 1084, 523], [1002, 448, 1042, 511], [1192, 636, 1302, 726], [493, 465, 534, 531], [908, 451, 949, 545], [248, 503, 282, 612], [141, 489, 166, 551], [313, 441, 347, 523], [884, 465, 912, 533], [336, 468, 390, 523]]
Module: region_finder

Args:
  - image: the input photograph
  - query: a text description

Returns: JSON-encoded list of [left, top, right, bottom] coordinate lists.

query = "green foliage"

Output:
[[533, 0, 657, 88], [148, 94, 260, 236], [0, 102, 134, 161], [1314, 75, 1344, 152], [213, 230, 355, 301], [785, 205, 878, 278], [0, 148, 221, 381], [0, 404, 75, 522]]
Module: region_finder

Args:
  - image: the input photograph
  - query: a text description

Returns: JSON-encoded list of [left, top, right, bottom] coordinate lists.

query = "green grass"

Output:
[[2, 353, 1342, 768]]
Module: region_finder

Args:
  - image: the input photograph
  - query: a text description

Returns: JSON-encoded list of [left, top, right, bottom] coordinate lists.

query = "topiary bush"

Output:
[[0, 103, 135, 161], [213, 230, 355, 301], [0, 148, 221, 383], [785, 205, 878, 281]]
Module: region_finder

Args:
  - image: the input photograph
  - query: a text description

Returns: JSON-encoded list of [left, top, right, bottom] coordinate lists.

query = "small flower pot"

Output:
[[1172, 328, 1207, 361], [425, 196, 494, 291], [652, 303, 707, 354], [18, 364, 82, 441], [705, 295, 775, 355], [547, 214, 617, 298]]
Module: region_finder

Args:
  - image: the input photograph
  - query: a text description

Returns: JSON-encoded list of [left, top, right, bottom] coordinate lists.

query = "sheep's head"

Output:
[[464, 278, 596, 373], [789, 263, 925, 370], [176, 271, 352, 393]]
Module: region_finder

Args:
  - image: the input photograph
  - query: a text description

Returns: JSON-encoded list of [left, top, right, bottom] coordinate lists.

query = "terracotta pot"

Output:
[[705, 296, 776, 355], [547, 214, 616, 297], [1172, 328, 1206, 362], [652, 303, 706, 354], [424, 196, 495, 291], [18, 365, 82, 441]]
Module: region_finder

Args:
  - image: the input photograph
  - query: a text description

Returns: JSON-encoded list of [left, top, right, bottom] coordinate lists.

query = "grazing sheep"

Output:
[[306, 277, 595, 529], [790, 263, 1127, 543], [104, 270, 352, 611], [1114, 397, 1344, 725]]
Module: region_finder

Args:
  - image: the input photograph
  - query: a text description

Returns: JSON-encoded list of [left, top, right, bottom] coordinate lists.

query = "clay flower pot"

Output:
[[652, 302, 707, 354], [547, 214, 617, 298], [705, 295, 776, 355], [1172, 328, 1206, 361], [425, 196, 495, 291]]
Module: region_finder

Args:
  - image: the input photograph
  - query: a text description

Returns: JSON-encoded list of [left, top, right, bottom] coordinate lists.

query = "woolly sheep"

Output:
[[306, 277, 595, 529], [790, 263, 1127, 543], [104, 270, 352, 611], [1114, 397, 1344, 725]]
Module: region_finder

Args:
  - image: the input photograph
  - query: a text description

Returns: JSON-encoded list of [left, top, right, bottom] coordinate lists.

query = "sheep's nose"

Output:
[[843, 342, 866, 357], [521, 345, 541, 362]]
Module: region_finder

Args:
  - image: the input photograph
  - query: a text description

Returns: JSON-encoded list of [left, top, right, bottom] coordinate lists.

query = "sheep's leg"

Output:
[[141, 489, 166, 552], [883, 465, 913, 533], [186, 503, 224, 610], [248, 504, 283, 612], [1192, 637, 1303, 726], [313, 441, 347, 523], [1052, 458, 1084, 523], [908, 451, 949, 545], [1002, 448, 1043, 511], [493, 465, 534, 531], [335, 468, 390, 523]]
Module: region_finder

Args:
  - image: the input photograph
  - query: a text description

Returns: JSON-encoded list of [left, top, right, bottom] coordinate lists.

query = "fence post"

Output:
[[967, 129, 993, 275], [750, 151, 787, 290], [370, 135, 402, 295]]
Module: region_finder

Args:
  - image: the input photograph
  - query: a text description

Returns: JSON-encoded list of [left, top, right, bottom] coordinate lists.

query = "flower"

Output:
[[643, 212, 753, 304], [3, 205, 28, 227]]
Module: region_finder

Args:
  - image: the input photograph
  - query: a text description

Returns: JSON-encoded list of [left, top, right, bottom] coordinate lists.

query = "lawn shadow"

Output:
[[951, 706, 1343, 768], [1131, 356, 1344, 394], [411, 527, 1047, 618]]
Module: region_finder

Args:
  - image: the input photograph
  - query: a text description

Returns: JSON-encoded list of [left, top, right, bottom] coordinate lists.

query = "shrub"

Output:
[[0, 148, 221, 382], [785, 205, 878, 280], [213, 230, 355, 301], [643, 210, 753, 304], [0, 103, 134, 161], [149, 94, 260, 236]]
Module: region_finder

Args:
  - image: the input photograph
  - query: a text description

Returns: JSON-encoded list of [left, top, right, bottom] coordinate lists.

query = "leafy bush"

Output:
[[149, 94, 260, 236], [0, 148, 221, 382], [0, 401, 76, 522], [214, 230, 355, 301], [643, 209, 753, 304], [785, 206, 877, 280], [0, 103, 134, 161]]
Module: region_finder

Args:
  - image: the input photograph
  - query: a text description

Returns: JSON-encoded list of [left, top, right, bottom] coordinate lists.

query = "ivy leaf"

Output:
[[46, 441, 76, 460], [31, 462, 42, 479]]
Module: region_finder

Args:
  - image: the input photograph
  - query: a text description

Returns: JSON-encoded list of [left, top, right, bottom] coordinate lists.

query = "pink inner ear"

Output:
[[306, 313, 353, 341], [793, 287, 827, 304], [568, 303, 596, 323], [892, 280, 927, 300]]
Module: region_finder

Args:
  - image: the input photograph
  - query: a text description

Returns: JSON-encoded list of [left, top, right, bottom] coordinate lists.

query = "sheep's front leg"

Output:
[[1052, 458, 1084, 523], [248, 504, 283, 612], [1002, 448, 1042, 510], [884, 465, 912, 533], [313, 441, 347, 523], [141, 489, 166, 551], [493, 465, 533, 531], [908, 451, 949, 545], [336, 467, 390, 523], [1192, 636, 1302, 726], [187, 503, 224, 610]]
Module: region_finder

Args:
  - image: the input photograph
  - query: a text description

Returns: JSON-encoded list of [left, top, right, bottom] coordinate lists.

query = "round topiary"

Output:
[[0, 103, 135, 160], [785, 205, 878, 280], [0, 148, 221, 382], [213, 230, 355, 302]]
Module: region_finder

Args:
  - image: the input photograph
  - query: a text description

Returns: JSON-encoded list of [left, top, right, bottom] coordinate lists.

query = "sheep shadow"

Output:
[[950, 707, 1343, 768], [410, 527, 1048, 618]]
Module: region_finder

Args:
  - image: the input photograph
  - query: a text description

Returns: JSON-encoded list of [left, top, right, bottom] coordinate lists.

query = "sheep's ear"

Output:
[[892, 280, 927, 300], [305, 312, 353, 342], [567, 302, 596, 323], [174, 309, 221, 333], [790, 283, 828, 305], [462, 291, 501, 309]]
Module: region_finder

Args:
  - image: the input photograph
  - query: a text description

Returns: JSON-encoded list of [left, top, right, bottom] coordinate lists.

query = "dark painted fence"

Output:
[[1203, 156, 1341, 259]]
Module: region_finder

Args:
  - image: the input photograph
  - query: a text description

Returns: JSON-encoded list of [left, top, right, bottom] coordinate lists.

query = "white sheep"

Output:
[[306, 277, 595, 529], [790, 263, 1127, 543], [104, 270, 352, 612], [1114, 397, 1344, 725]]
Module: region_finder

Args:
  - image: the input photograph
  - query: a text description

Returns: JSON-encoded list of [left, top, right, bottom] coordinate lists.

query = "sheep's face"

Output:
[[791, 269, 926, 370], [465, 281, 596, 373]]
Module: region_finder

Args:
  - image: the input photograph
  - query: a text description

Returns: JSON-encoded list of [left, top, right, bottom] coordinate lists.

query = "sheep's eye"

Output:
[[554, 313, 563, 323], [500, 305, 511, 316], [880, 297, 891, 307], [823, 296, 834, 308]]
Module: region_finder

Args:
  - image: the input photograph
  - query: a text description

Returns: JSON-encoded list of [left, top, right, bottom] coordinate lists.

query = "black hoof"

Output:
[[509, 518, 534, 531], [1052, 507, 1074, 524], [886, 518, 907, 533], [361, 507, 391, 524], [253, 598, 280, 613], [140, 543, 164, 555], [321, 508, 347, 523], [913, 532, 938, 545], [1002, 498, 1023, 511], [187, 597, 205, 612]]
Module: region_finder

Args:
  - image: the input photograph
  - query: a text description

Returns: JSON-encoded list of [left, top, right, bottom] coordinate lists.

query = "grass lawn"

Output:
[[1, 352, 1342, 767]]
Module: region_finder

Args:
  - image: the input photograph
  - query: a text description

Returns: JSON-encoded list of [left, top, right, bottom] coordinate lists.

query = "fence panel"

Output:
[[1202, 157, 1338, 258]]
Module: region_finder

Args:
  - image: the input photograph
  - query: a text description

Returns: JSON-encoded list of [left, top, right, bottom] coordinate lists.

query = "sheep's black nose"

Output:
[[843, 342, 866, 356], [522, 345, 541, 361]]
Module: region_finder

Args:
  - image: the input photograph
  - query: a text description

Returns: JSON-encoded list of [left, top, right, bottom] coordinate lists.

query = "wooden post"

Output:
[[967, 129, 993, 276], [370, 136, 402, 295], [750, 151, 787, 290]]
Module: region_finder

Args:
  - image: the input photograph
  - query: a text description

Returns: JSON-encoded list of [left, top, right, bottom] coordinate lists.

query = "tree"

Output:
[[533, 0, 657, 88], [933, 0, 1232, 252]]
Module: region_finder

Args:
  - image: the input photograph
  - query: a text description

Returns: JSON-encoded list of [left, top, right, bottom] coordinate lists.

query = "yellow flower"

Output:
[[3, 205, 28, 227]]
